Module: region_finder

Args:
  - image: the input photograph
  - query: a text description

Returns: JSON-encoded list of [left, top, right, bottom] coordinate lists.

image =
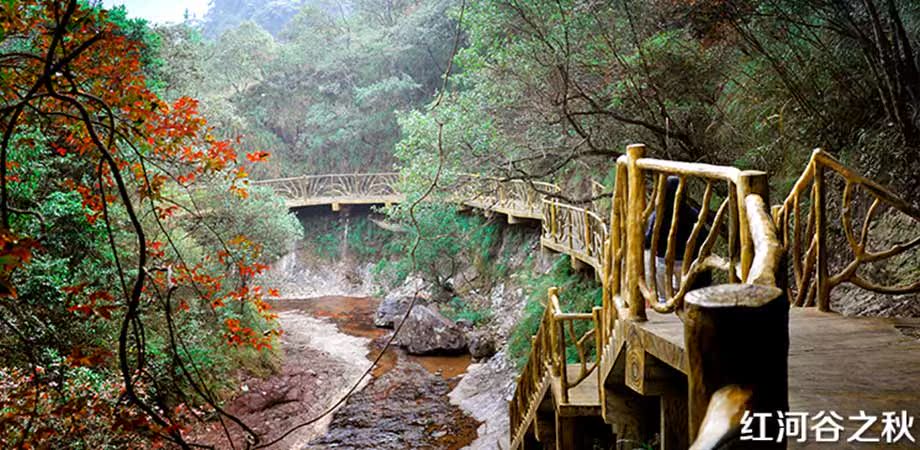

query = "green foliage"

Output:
[[507, 257, 602, 369], [396, 0, 920, 206], [302, 215, 394, 262], [441, 296, 492, 326], [377, 201, 498, 293], [156, 0, 459, 176]]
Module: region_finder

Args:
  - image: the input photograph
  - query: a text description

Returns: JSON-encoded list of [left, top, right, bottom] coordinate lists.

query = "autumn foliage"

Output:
[[0, 1, 290, 447]]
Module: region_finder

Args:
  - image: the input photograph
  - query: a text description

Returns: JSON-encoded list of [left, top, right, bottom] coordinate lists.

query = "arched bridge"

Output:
[[255, 146, 920, 450], [251, 173, 403, 211]]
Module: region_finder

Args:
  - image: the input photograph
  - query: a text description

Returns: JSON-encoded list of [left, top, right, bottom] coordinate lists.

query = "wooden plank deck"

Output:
[[552, 365, 602, 417], [619, 308, 920, 448], [787, 308, 920, 449]]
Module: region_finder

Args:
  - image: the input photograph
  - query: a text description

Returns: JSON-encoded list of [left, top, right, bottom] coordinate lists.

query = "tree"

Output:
[[0, 1, 300, 447]]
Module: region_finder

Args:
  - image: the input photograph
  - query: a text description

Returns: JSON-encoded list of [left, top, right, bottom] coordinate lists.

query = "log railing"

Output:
[[250, 172, 401, 204], [773, 149, 920, 311], [510, 144, 783, 449], [509, 287, 601, 446], [541, 200, 608, 271], [459, 175, 561, 219], [603, 144, 770, 322]]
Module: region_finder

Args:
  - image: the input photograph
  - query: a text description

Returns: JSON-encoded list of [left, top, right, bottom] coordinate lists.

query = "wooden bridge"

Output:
[[256, 146, 920, 449], [250, 173, 403, 211]]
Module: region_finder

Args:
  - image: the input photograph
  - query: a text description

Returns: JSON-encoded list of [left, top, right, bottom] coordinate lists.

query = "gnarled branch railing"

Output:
[[250, 173, 401, 206], [459, 175, 561, 220], [541, 200, 608, 271], [774, 149, 920, 311], [605, 145, 770, 323], [509, 287, 600, 447], [510, 144, 782, 449]]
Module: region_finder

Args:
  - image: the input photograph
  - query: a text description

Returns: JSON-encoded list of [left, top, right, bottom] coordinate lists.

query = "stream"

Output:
[[192, 295, 480, 449]]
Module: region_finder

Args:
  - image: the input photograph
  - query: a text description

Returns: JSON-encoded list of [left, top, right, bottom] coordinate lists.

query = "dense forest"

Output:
[[1, 0, 919, 448], [157, 0, 457, 175]]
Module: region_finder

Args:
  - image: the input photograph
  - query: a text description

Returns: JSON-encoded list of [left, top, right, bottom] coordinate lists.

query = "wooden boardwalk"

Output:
[[622, 309, 920, 448], [256, 147, 920, 449]]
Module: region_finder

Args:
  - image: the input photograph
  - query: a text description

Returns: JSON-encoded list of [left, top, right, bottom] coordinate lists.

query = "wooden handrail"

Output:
[[251, 172, 400, 184], [511, 143, 793, 449], [509, 286, 600, 448], [774, 149, 920, 311]]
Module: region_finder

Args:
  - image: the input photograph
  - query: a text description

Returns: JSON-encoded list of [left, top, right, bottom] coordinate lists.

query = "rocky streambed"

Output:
[[192, 295, 484, 449], [196, 228, 537, 449], [284, 296, 480, 449]]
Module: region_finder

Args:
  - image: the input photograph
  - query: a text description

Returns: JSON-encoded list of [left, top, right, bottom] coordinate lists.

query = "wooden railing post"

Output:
[[684, 284, 788, 448], [558, 317, 569, 404], [737, 171, 770, 281], [548, 287, 561, 378], [550, 202, 558, 241], [813, 162, 830, 311], [592, 306, 604, 404], [567, 209, 574, 250], [625, 144, 648, 321]]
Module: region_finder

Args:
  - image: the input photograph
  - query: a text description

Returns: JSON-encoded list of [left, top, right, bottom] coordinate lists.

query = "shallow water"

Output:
[[269, 296, 480, 449], [271, 296, 473, 380]]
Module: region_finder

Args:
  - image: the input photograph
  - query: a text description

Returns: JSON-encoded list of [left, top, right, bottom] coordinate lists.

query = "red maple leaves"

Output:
[[0, 1, 286, 446], [246, 151, 271, 163]]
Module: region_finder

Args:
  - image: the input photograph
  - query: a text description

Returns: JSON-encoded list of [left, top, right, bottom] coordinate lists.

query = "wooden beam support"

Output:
[[570, 255, 588, 272], [660, 378, 689, 450], [603, 383, 657, 448], [535, 395, 556, 444], [523, 423, 542, 450], [625, 144, 648, 322]]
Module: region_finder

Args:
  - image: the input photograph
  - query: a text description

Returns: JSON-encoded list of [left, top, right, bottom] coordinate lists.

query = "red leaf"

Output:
[[245, 151, 270, 163]]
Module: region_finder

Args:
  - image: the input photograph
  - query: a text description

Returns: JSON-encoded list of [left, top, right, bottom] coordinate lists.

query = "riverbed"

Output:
[[191, 295, 480, 449]]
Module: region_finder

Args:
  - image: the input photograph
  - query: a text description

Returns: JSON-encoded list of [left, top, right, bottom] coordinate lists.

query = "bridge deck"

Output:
[[552, 366, 602, 417], [283, 194, 404, 209], [590, 309, 920, 447]]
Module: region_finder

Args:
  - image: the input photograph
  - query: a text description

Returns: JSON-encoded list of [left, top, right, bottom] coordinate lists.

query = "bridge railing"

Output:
[[250, 173, 401, 205], [604, 144, 771, 324], [773, 149, 920, 311], [509, 287, 601, 446], [541, 200, 608, 271], [510, 144, 784, 449], [459, 175, 561, 219]]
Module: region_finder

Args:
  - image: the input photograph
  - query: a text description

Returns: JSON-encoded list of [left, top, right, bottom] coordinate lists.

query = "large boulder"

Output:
[[467, 330, 497, 360], [398, 305, 468, 355], [375, 295, 415, 328]]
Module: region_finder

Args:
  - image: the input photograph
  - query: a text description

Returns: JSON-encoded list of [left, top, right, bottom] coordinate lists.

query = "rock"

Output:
[[449, 352, 517, 450], [468, 330, 497, 360], [455, 318, 474, 330], [398, 305, 468, 355], [489, 282, 507, 311], [448, 264, 482, 294], [375, 294, 414, 328], [306, 362, 479, 449]]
